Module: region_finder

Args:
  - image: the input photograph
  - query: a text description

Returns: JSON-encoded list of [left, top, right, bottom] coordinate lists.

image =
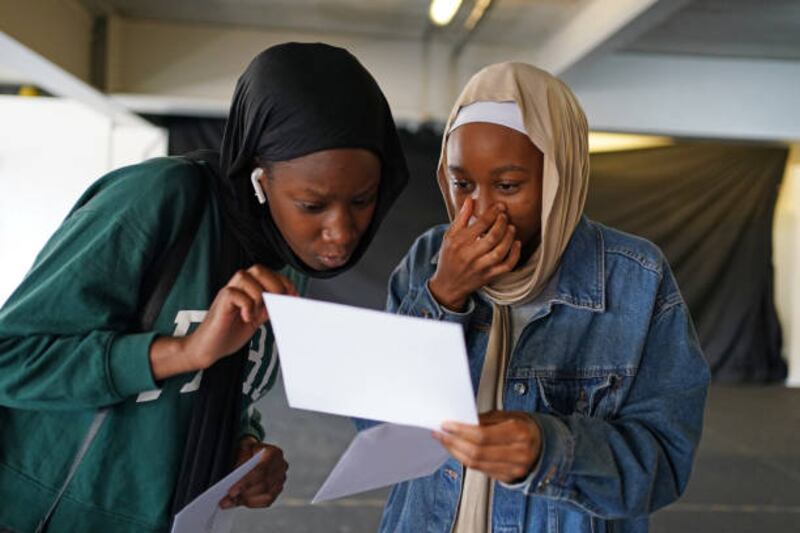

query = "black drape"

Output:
[[148, 115, 788, 383], [585, 144, 788, 383], [143, 115, 226, 158]]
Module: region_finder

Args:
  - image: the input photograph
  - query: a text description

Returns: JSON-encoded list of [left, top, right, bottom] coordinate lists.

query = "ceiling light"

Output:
[[588, 132, 673, 153], [464, 0, 492, 30], [430, 0, 463, 26]]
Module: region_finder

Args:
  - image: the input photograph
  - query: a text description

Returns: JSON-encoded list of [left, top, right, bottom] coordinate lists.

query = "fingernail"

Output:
[[220, 500, 233, 509], [510, 225, 516, 233], [441, 422, 455, 431]]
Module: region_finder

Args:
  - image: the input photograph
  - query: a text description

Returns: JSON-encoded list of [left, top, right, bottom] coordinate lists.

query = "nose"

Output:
[[321, 207, 358, 248], [471, 188, 493, 219]]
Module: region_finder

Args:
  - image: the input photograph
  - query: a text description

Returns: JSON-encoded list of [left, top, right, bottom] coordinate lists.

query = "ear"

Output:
[[250, 167, 267, 204]]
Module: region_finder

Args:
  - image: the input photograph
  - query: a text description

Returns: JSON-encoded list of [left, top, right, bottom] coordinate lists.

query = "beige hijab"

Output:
[[440, 63, 590, 532]]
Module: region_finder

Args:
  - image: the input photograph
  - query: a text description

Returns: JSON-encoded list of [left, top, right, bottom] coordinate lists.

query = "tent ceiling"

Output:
[[622, 0, 800, 61], [82, 0, 431, 40], [79, 0, 800, 59], [78, 0, 585, 46]]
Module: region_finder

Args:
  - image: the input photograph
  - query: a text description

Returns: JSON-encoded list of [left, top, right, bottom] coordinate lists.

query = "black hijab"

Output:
[[216, 41, 409, 277], [170, 43, 408, 516]]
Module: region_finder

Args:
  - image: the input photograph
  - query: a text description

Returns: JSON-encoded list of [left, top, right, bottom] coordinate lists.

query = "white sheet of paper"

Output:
[[171, 450, 265, 533], [263, 294, 478, 429], [313, 423, 449, 503]]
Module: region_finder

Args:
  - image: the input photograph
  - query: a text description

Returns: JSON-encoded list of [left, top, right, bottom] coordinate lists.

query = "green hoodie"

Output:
[[0, 157, 307, 532]]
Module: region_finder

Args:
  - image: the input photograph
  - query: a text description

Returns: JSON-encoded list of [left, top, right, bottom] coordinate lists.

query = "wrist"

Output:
[[239, 434, 260, 447], [178, 334, 213, 372], [149, 335, 201, 381], [428, 277, 467, 312]]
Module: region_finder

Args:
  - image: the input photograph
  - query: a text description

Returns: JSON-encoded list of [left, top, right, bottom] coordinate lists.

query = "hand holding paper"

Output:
[[171, 450, 265, 533], [263, 294, 478, 502], [220, 439, 287, 509]]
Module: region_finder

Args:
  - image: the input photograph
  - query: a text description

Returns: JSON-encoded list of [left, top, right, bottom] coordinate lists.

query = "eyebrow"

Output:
[[300, 187, 328, 198], [448, 165, 467, 174], [298, 182, 379, 199], [353, 182, 380, 198], [447, 164, 528, 176], [490, 164, 528, 177]]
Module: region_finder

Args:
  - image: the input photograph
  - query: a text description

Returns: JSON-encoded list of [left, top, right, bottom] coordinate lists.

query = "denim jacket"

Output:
[[374, 217, 709, 533]]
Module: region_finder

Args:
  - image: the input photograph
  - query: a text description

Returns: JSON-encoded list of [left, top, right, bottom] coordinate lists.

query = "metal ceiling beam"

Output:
[[516, 0, 664, 75], [0, 31, 151, 127], [564, 52, 800, 141], [562, 0, 695, 76]]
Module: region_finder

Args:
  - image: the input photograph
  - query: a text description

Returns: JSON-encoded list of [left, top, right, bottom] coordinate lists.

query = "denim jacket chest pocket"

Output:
[[466, 320, 633, 419], [504, 367, 630, 421], [503, 310, 638, 420], [531, 371, 628, 419]]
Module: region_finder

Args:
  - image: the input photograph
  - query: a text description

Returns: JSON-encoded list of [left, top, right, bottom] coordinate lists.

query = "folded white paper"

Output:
[[171, 450, 264, 533], [313, 423, 449, 503], [263, 294, 478, 430]]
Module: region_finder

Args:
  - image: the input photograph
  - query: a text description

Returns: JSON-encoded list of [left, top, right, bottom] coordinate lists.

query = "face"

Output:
[[261, 148, 381, 271], [446, 122, 544, 260]]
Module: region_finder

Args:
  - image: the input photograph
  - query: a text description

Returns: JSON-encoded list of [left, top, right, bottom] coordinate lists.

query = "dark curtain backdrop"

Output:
[[586, 144, 788, 383], [146, 115, 788, 383]]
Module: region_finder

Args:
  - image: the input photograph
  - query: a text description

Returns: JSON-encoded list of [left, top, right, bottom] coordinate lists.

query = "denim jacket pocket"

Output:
[[530, 370, 632, 419]]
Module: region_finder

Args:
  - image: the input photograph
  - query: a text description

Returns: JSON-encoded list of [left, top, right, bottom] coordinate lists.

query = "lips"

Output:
[[317, 253, 350, 269]]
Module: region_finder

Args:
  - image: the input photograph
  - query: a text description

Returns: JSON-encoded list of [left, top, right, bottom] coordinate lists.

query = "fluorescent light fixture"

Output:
[[589, 132, 673, 153], [430, 0, 463, 26], [464, 0, 492, 30]]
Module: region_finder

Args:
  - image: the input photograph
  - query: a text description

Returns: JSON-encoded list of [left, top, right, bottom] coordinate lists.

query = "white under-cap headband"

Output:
[[448, 101, 527, 136]]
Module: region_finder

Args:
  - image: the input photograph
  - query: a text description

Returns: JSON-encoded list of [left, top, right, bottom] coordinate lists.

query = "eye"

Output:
[[352, 193, 378, 208], [451, 179, 472, 192], [496, 182, 520, 193], [297, 202, 325, 213]]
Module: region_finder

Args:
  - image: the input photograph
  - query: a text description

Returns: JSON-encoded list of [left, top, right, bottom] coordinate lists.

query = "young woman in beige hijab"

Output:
[[374, 62, 709, 533]]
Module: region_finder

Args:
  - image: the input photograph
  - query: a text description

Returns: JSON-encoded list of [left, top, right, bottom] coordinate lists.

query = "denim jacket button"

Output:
[[513, 382, 528, 395], [444, 468, 459, 481], [421, 308, 432, 318]]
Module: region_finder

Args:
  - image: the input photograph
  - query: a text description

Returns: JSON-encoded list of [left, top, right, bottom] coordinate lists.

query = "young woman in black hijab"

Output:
[[0, 43, 408, 533]]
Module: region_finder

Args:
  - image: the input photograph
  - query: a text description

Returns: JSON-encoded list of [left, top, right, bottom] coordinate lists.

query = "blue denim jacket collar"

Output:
[[551, 216, 606, 313]]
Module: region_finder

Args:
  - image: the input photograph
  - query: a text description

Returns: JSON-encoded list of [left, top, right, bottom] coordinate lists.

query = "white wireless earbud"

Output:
[[250, 167, 267, 204]]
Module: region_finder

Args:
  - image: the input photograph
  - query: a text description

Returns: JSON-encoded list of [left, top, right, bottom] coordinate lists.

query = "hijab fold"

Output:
[[442, 63, 590, 533]]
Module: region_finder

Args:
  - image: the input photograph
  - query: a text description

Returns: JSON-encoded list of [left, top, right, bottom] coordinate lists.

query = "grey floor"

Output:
[[233, 380, 800, 533]]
